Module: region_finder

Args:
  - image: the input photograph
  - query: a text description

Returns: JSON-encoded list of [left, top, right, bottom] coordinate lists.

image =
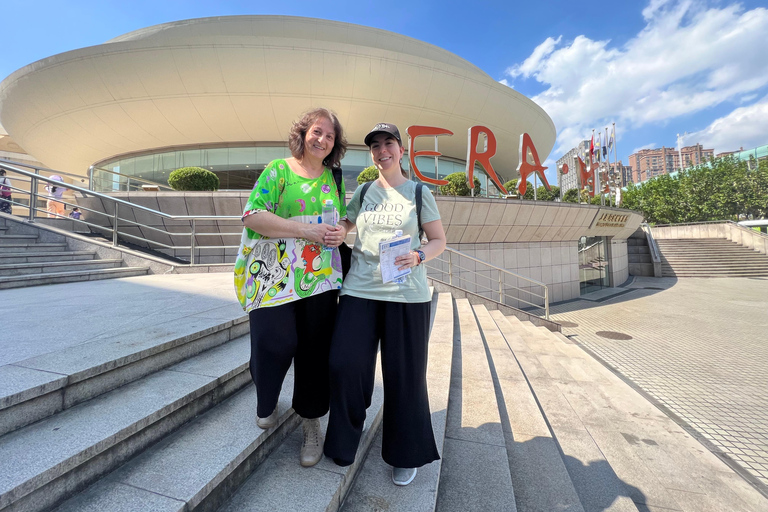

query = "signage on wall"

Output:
[[593, 212, 629, 228], [406, 125, 552, 197]]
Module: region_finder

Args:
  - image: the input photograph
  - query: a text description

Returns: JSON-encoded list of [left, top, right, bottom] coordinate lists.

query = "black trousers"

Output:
[[248, 290, 338, 419], [324, 295, 440, 468]]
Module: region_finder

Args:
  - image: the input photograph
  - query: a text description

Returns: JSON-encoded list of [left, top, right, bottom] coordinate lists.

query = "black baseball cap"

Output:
[[364, 123, 402, 147]]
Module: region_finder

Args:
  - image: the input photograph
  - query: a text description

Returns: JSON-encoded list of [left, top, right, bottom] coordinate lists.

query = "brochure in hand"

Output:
[[379, 234, 412, 284]]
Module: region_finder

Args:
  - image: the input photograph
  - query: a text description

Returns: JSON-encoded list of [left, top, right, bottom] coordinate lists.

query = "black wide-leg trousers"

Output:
[[324, 295, 440, 468], [248, 290, 338, 420]]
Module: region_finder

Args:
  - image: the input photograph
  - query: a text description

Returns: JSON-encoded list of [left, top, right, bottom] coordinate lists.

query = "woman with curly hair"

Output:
[[234, 107, 348, 467]]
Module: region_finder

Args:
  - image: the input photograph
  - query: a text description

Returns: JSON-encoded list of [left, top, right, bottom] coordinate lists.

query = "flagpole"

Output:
[[613, 122, 619, 206]]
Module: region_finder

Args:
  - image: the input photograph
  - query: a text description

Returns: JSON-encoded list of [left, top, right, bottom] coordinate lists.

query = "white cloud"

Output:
[[689, 95, 768, 152], [503, 1, 768, 158]]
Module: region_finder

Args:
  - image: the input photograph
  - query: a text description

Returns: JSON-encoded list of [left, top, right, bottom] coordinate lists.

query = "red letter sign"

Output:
[[406, 126, 452, 186], [515, 133, 550, 196], [466, 126, 508, 194], [577, 155, 594, 197]]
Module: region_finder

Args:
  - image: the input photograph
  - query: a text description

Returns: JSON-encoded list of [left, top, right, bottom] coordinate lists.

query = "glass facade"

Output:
[[578, 236, 610, 294], [92, 145, 499, 196]]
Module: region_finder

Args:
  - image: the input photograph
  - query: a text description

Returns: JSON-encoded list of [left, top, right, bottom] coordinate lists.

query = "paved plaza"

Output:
[[546, 276, 768, 494]]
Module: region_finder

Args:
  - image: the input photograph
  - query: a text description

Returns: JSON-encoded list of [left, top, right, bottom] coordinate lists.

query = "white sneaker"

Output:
[[300, 418, 323, 467], [392, 467, 417, 486], [256, 408, 278, 429]]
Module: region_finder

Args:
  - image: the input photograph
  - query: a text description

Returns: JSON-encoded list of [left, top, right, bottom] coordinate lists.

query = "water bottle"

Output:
[[392, 230, 406, 284], [321, 199, 336, 251]]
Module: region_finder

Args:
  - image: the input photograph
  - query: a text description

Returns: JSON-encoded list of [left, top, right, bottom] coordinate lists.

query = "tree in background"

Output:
[[620, 156, 768, 223], [356, 165, 379, 184], [502, 179, 534, 200], [440, 172, 482, 196]]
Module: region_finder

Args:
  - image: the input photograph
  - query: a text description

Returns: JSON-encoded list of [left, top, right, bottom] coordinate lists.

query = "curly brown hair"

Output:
[[288, 108, 347, 168]]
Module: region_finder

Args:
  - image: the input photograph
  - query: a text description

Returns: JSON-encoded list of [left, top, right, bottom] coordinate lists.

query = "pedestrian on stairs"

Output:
[[234, 107, 348, 468], [45, 175, 66, 218], [324, 122, 447, 486], [0, 170, 12, 214]]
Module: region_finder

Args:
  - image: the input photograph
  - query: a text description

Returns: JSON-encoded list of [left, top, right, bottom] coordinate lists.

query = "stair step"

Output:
[[0, 242, 68, 252], [340, 292, 454, 512], [435, 298, 516, 512], [0, 259, 123, 277], [0, 337, 252, 512], [477, 307, 584, 512], [218, 358, 385, 512], [0, 250, 96, 265], [0, 234, 39, 244], [0, 266, 149, 289], [0, 309, 248, 436], [492, 316, 642, 511]]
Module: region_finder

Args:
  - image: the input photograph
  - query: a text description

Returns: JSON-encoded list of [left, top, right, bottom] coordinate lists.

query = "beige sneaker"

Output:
[[300, 418, 323, 467], [256, 407, 278, 429]]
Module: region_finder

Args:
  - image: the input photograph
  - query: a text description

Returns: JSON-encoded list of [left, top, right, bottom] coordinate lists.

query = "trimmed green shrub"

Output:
[[357, 165, 379, 184], [439, 172, 482, 196], [168, 167, 220, 191]]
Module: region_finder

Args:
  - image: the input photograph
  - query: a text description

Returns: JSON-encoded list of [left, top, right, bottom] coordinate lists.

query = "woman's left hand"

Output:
[[323, 224, 347, 247], [396, 251, 420, 271]]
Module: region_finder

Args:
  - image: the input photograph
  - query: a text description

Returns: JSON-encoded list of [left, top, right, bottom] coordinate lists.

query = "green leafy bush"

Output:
[[439, 172, 482, 196], [357, 165, 379, 184], [168, 167, 220, 191]]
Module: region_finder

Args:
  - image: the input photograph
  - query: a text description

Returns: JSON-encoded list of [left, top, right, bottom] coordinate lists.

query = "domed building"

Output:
[[0, 15, 555, 193]]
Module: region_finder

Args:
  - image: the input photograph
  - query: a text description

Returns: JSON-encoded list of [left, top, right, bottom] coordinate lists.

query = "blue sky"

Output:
[[3, 0, 768, 183]]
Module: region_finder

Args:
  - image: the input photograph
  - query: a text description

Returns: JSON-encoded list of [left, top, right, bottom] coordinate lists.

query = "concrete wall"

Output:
[[652, 223, 768, 255], [74, 192, 645, 298]]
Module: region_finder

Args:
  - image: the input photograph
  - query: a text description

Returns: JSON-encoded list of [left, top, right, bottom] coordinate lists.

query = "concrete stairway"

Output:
[[2, 291, 764, 512], [0, 218, 148, 289], [657, 238, 768, 277], [627, 229, 653, 277]]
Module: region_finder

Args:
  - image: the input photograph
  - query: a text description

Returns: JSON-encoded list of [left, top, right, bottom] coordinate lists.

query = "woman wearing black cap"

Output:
[[324, 122, 446, 486]]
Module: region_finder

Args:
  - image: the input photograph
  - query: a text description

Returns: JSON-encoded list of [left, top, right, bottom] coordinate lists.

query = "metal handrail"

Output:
[[425, 246, 549, 319], [0, 162, 241, 264], [640, 223, 661, 262], [0, 158, 90, 185], [89, 165, 174, 192]]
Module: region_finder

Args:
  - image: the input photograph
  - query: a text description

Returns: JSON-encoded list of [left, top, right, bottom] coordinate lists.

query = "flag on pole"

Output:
[[590, 135, 595, 159], [608, 125, 615, 151], [595, 132, 602, 162]]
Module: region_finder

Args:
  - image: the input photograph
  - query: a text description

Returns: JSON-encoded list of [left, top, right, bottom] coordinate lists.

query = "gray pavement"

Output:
[[545, 277, 768, 493], [0, 273, 243, 366]]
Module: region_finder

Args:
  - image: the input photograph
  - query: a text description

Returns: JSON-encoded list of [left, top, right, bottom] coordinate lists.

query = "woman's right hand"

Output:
[[301, 223, 334, 244]]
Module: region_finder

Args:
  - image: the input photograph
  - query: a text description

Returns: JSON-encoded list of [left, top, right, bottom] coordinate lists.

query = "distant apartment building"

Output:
[[556, 140, 590, 193], [628, 144, 713, 182]]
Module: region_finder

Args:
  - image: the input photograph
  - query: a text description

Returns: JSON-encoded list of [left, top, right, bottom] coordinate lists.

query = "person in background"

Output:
[[69, 207, 82, 220], [0, 169, 12, 214], [324, 123, 447, 486], [234, 107, 348, 467], [45, 175, 66, 218]]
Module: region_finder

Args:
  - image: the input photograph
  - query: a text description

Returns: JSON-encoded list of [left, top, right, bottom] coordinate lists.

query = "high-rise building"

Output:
[[628, 144, 713, 182]]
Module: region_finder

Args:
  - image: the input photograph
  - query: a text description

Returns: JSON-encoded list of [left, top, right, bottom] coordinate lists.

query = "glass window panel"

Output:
[[257, 146, 289, 165], [206, 148, 229, 168], [229, 147, 257, 167], [179, 149, 202, 168], [133, 155, 153, 179]]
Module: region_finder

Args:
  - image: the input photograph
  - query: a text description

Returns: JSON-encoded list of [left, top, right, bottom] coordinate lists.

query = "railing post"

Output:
[[190, 219, 197, 265], [112, 203, 119, 247], [544, 286, 549, 319], [88, 166, 94, 191], [448, 251, 453, 285], [28, 172, 38, 221], [498, 272, 503, 303]]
